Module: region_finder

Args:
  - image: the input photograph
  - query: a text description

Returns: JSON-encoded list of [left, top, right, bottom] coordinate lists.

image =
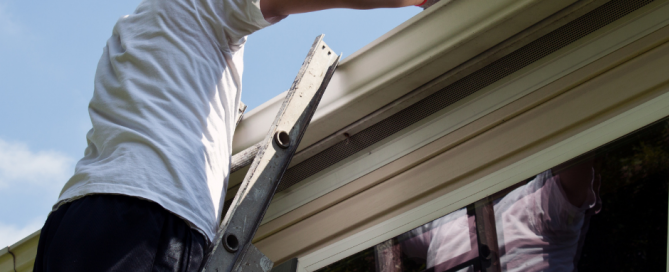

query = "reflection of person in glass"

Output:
[[401, 158, 601, 272]]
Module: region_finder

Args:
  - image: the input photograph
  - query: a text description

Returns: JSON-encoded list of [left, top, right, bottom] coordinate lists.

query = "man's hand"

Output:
[[260, 0, 424, 21]]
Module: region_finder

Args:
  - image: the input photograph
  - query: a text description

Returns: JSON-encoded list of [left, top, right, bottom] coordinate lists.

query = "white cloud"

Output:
[[0, 139, 74, 190], [0, 139, 72, 248], [0, 219, 43, 247]]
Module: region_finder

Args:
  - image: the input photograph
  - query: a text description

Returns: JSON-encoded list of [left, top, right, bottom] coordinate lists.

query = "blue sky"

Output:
[[0, 0, 420, 246]]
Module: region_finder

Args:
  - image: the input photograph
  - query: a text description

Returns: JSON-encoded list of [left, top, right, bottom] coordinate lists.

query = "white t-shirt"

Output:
[[401, 170, 601, 271], [57, 0, 279, 242]]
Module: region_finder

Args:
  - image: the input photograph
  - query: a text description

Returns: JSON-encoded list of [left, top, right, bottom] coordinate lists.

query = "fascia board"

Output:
[[232, 0, 578, 154]]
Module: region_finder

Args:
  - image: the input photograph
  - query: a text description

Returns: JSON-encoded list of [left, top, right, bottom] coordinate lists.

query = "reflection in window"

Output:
[[493, 169, 598, 272], [317, 119, 669, 271], [399, 208, 479, 271]]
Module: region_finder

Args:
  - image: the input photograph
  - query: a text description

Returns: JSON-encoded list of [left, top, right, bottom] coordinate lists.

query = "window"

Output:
[[317, 118, 669, 271]]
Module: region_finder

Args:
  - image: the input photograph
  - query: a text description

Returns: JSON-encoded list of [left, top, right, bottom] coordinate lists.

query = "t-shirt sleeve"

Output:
[[220, 0, 282, 47]]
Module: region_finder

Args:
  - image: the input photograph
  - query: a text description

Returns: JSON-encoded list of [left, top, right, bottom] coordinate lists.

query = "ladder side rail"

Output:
[[201, 35, 339, 272]]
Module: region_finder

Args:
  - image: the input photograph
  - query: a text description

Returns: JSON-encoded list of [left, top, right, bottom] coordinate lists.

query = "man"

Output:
[[33, 0, 426, 271]]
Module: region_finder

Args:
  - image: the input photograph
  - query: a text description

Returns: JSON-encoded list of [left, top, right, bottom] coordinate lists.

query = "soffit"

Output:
[[225, 0, 664, 209], [256, 28, 669, 265], [228, 0, 584, 192], [250, 0, 669, 259], [231, 0, 579, 155]]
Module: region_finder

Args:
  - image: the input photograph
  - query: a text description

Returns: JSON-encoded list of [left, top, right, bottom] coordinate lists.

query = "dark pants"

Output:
[[34, 194, 208, 272]]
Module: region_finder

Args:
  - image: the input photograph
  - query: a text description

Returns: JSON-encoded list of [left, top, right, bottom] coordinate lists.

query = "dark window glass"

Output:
[[317, 119, 669, 272], [575, 121, 669, 271]]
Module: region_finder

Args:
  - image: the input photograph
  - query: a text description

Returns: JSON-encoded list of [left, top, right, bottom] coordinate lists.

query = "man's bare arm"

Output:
[[260, 0, 424, 21]]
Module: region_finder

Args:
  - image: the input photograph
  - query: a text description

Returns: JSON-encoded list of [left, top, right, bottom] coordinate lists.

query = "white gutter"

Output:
[[232, 0, 579, 155], [0, 246, 16, 272], [0, 230, 39, 272]]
